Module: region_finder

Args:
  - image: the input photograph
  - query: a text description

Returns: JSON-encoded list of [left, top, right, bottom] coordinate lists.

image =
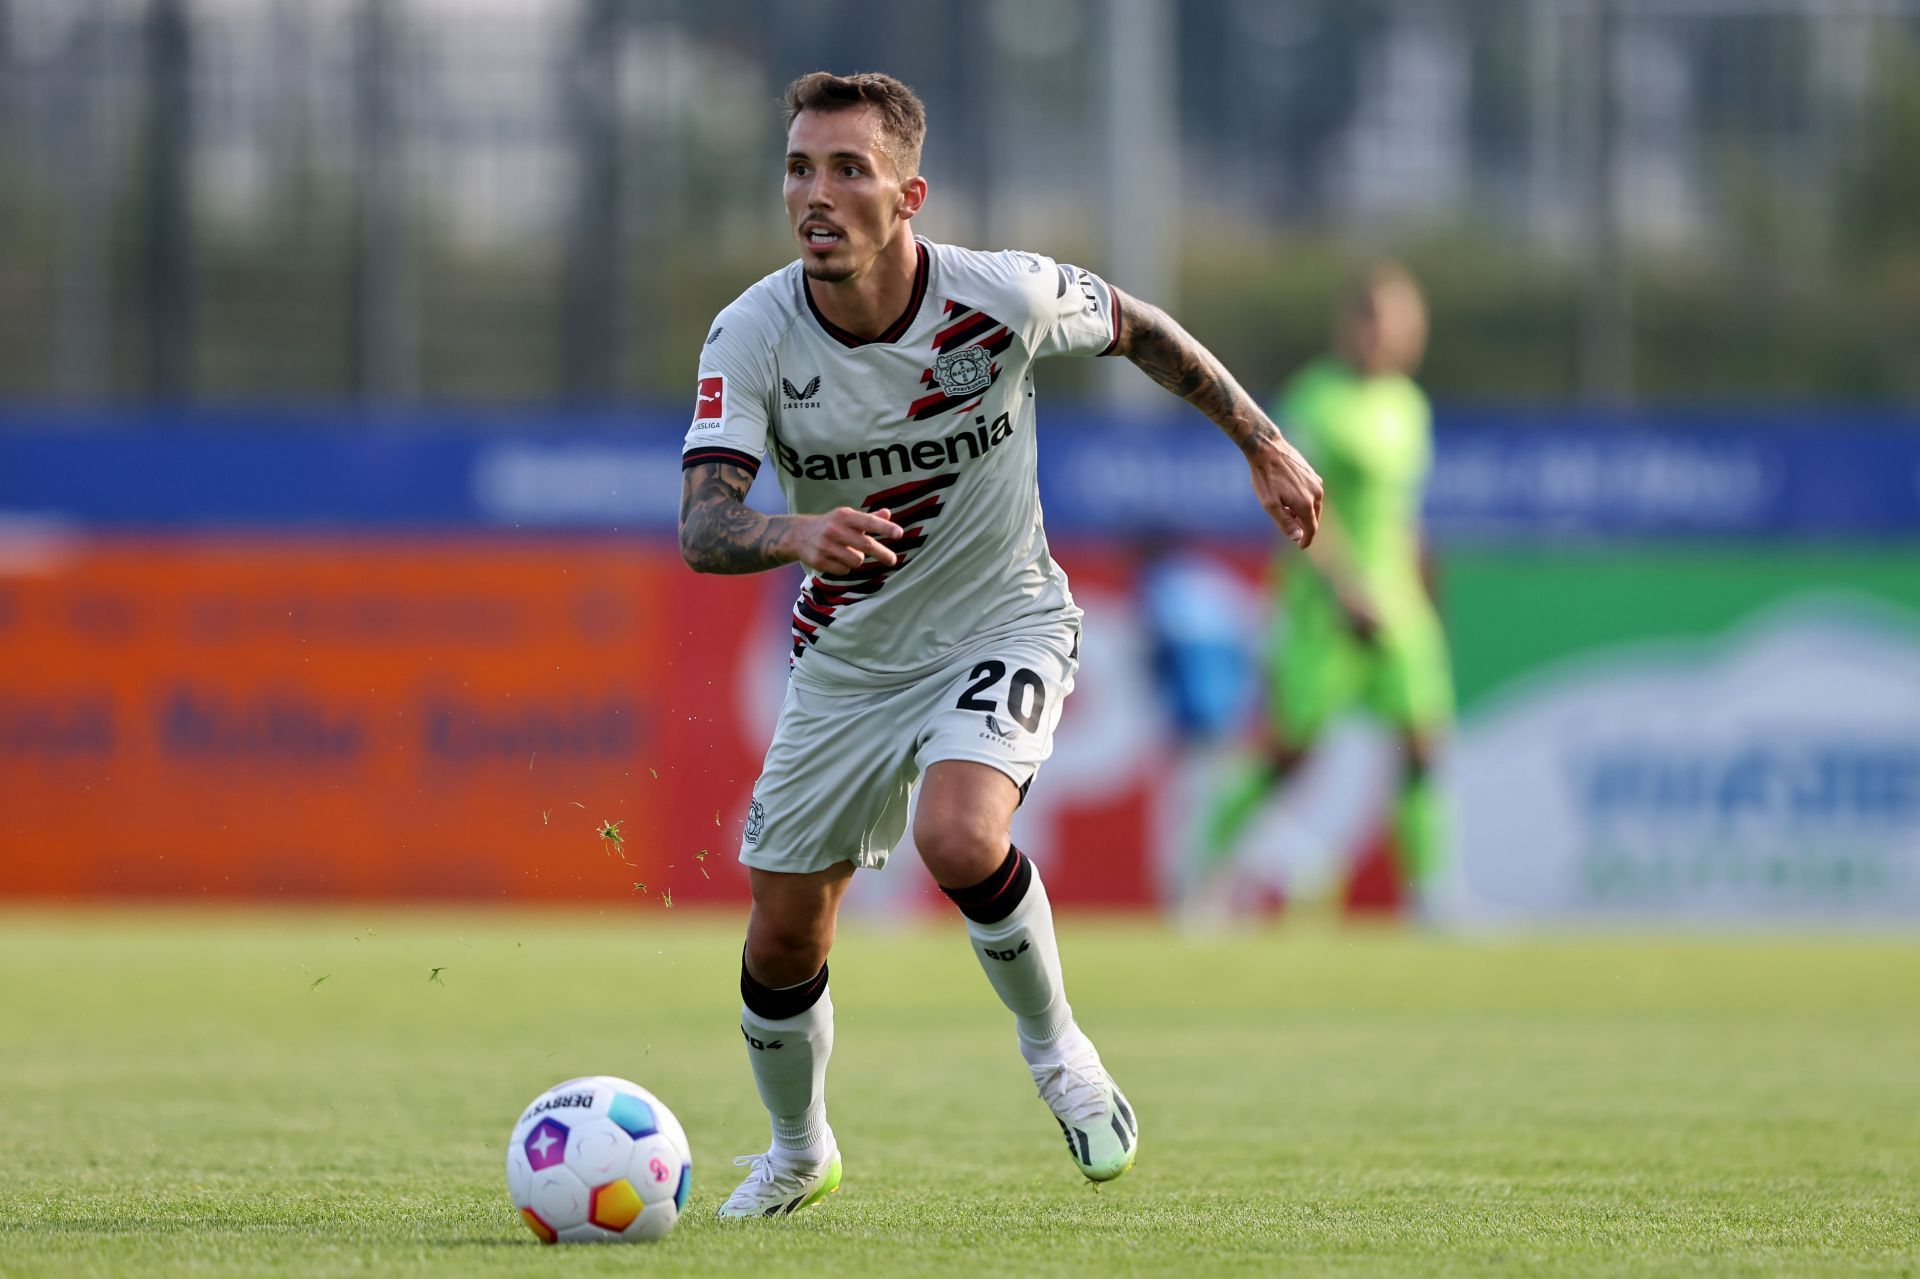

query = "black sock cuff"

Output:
[[941, 845, 1033, 925], [740, 957, 829, 1021]]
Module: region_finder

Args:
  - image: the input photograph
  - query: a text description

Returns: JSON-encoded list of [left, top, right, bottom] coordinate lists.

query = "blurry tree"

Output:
[[1840, 28, 1920, 262], [0, 0, 1917, 409]]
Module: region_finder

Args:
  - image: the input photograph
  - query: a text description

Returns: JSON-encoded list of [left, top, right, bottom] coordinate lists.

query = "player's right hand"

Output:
[[793, 506, 905, 574]]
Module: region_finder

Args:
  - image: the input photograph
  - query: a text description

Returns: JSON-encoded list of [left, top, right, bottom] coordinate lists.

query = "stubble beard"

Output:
[[802, 261, 856, 284]]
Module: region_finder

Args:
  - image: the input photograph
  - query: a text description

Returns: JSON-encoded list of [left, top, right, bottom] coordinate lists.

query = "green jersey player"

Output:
[[1196, 264, 1453, 905]]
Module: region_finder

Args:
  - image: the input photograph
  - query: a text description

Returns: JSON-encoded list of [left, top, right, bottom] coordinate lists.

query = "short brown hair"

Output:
[[1346, 259, 1422, 308], [782, 71, 927, 180]]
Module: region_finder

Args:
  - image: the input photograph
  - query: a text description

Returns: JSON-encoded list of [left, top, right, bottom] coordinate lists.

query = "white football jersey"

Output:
[[683, 236, 1122, 688]]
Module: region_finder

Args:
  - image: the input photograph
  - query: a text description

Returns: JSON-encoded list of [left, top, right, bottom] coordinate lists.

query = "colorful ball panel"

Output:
[[588, 1178, 643, 1232], [522, 1118, 569, 1172], [607, 1091, 657, 1140], [519, 1207, 557, 1245]]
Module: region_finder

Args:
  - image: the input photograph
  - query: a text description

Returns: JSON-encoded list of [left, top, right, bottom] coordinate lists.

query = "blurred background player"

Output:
[[1188, 263, 1453, 914]]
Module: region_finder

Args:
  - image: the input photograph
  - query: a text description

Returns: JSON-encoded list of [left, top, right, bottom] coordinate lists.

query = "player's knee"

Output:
[[1264, 740, 1308, 777], [914, 819, 1004, 890], [1402, 731, 1438, 778], [743, 915, 831, 986]]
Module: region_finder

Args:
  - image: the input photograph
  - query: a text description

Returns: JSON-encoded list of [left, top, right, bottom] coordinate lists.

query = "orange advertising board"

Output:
[[0, 537, 762, 902], [0, 535, 1247, 909]]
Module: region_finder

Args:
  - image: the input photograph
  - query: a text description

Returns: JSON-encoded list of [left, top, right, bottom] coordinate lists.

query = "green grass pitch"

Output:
[[1, 908, 1916, 1277]]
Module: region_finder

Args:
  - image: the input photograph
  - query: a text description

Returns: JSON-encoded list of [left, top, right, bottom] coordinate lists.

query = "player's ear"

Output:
[[897, 175, 927, 221]]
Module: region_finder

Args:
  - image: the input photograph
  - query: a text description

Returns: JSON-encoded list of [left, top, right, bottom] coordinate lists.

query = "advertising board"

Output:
[[3, 409, 1916, 920]]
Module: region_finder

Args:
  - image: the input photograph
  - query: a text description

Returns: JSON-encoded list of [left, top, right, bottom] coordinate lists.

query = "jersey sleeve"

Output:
[[1408, 381, 1435, 479], [681, 308, 774, 476], [1028, 257, 1124, 360]]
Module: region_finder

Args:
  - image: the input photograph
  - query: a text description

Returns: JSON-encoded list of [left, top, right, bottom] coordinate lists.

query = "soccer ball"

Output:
[[506, 1076, 693, 1243]]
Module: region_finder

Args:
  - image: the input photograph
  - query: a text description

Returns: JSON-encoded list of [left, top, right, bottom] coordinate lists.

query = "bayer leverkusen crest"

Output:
[[932, 347, 993, 397]]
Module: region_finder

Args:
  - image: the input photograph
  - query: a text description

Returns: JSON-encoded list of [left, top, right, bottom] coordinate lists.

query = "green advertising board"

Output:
[[1439, 548, 1920, 923]]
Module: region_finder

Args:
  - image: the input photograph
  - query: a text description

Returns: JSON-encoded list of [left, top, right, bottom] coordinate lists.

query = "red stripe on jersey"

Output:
[[935, 311, 996, 352], [909, 376, 1000, 419], [823, 554, 910, 582], [889, 495, 943, 526], [879, 531, 928, 555], [817, 561, 896, 583], [864, 471, 959, 510], [806, 576, 857, 606], [907, 387, 949, 418]]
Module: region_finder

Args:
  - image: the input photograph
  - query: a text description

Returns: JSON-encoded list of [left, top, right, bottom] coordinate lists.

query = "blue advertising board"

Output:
[[1, 404, 1915, 541]]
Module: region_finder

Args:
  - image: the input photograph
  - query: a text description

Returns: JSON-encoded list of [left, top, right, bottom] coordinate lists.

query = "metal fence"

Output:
[[1, 0, 1915, 406]]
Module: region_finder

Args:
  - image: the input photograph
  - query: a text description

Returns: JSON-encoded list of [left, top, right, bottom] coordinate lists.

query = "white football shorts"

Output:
[[738, 622, 1079, 875]]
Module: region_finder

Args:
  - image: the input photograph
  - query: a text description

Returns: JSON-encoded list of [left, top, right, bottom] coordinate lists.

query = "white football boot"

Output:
[[1027, 1025, 1139, 1182], [715, 1143, 843, 1219]]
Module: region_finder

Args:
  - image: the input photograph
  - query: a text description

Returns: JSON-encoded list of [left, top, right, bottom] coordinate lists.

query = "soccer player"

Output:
[[1192, 263, 1453, 910], [680, 71, 1322, 1218]]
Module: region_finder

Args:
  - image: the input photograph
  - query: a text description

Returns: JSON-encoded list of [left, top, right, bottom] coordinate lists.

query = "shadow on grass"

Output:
[[0, 1219, 534, 1250]]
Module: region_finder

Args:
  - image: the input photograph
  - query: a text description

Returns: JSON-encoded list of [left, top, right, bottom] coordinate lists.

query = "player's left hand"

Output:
[[1244, 433, 1323, 548]]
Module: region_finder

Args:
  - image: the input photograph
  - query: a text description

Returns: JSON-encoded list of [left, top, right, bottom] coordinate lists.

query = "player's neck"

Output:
[[1335, 353, 1396, 381], [806, 233, 920, 341]]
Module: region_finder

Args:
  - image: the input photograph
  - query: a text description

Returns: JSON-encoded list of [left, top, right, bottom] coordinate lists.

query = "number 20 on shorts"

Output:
[[955, 659, 1047, 733]]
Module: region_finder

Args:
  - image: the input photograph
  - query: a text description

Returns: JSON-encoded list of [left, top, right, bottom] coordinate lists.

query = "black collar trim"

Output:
[[805, 240, 929, 348]]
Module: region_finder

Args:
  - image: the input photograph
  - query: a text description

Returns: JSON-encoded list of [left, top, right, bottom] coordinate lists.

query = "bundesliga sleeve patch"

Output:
[[694, 375, 725, 422]]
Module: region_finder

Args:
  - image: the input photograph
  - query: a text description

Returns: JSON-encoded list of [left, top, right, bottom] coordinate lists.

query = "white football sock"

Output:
[[965, 866, 1076, 1058], [739, 987, 835, 1164]]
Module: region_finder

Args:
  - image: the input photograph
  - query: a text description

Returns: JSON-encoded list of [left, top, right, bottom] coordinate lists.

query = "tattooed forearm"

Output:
[[1111, 289, 1282, 454], [678, 461, 795, 574]]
